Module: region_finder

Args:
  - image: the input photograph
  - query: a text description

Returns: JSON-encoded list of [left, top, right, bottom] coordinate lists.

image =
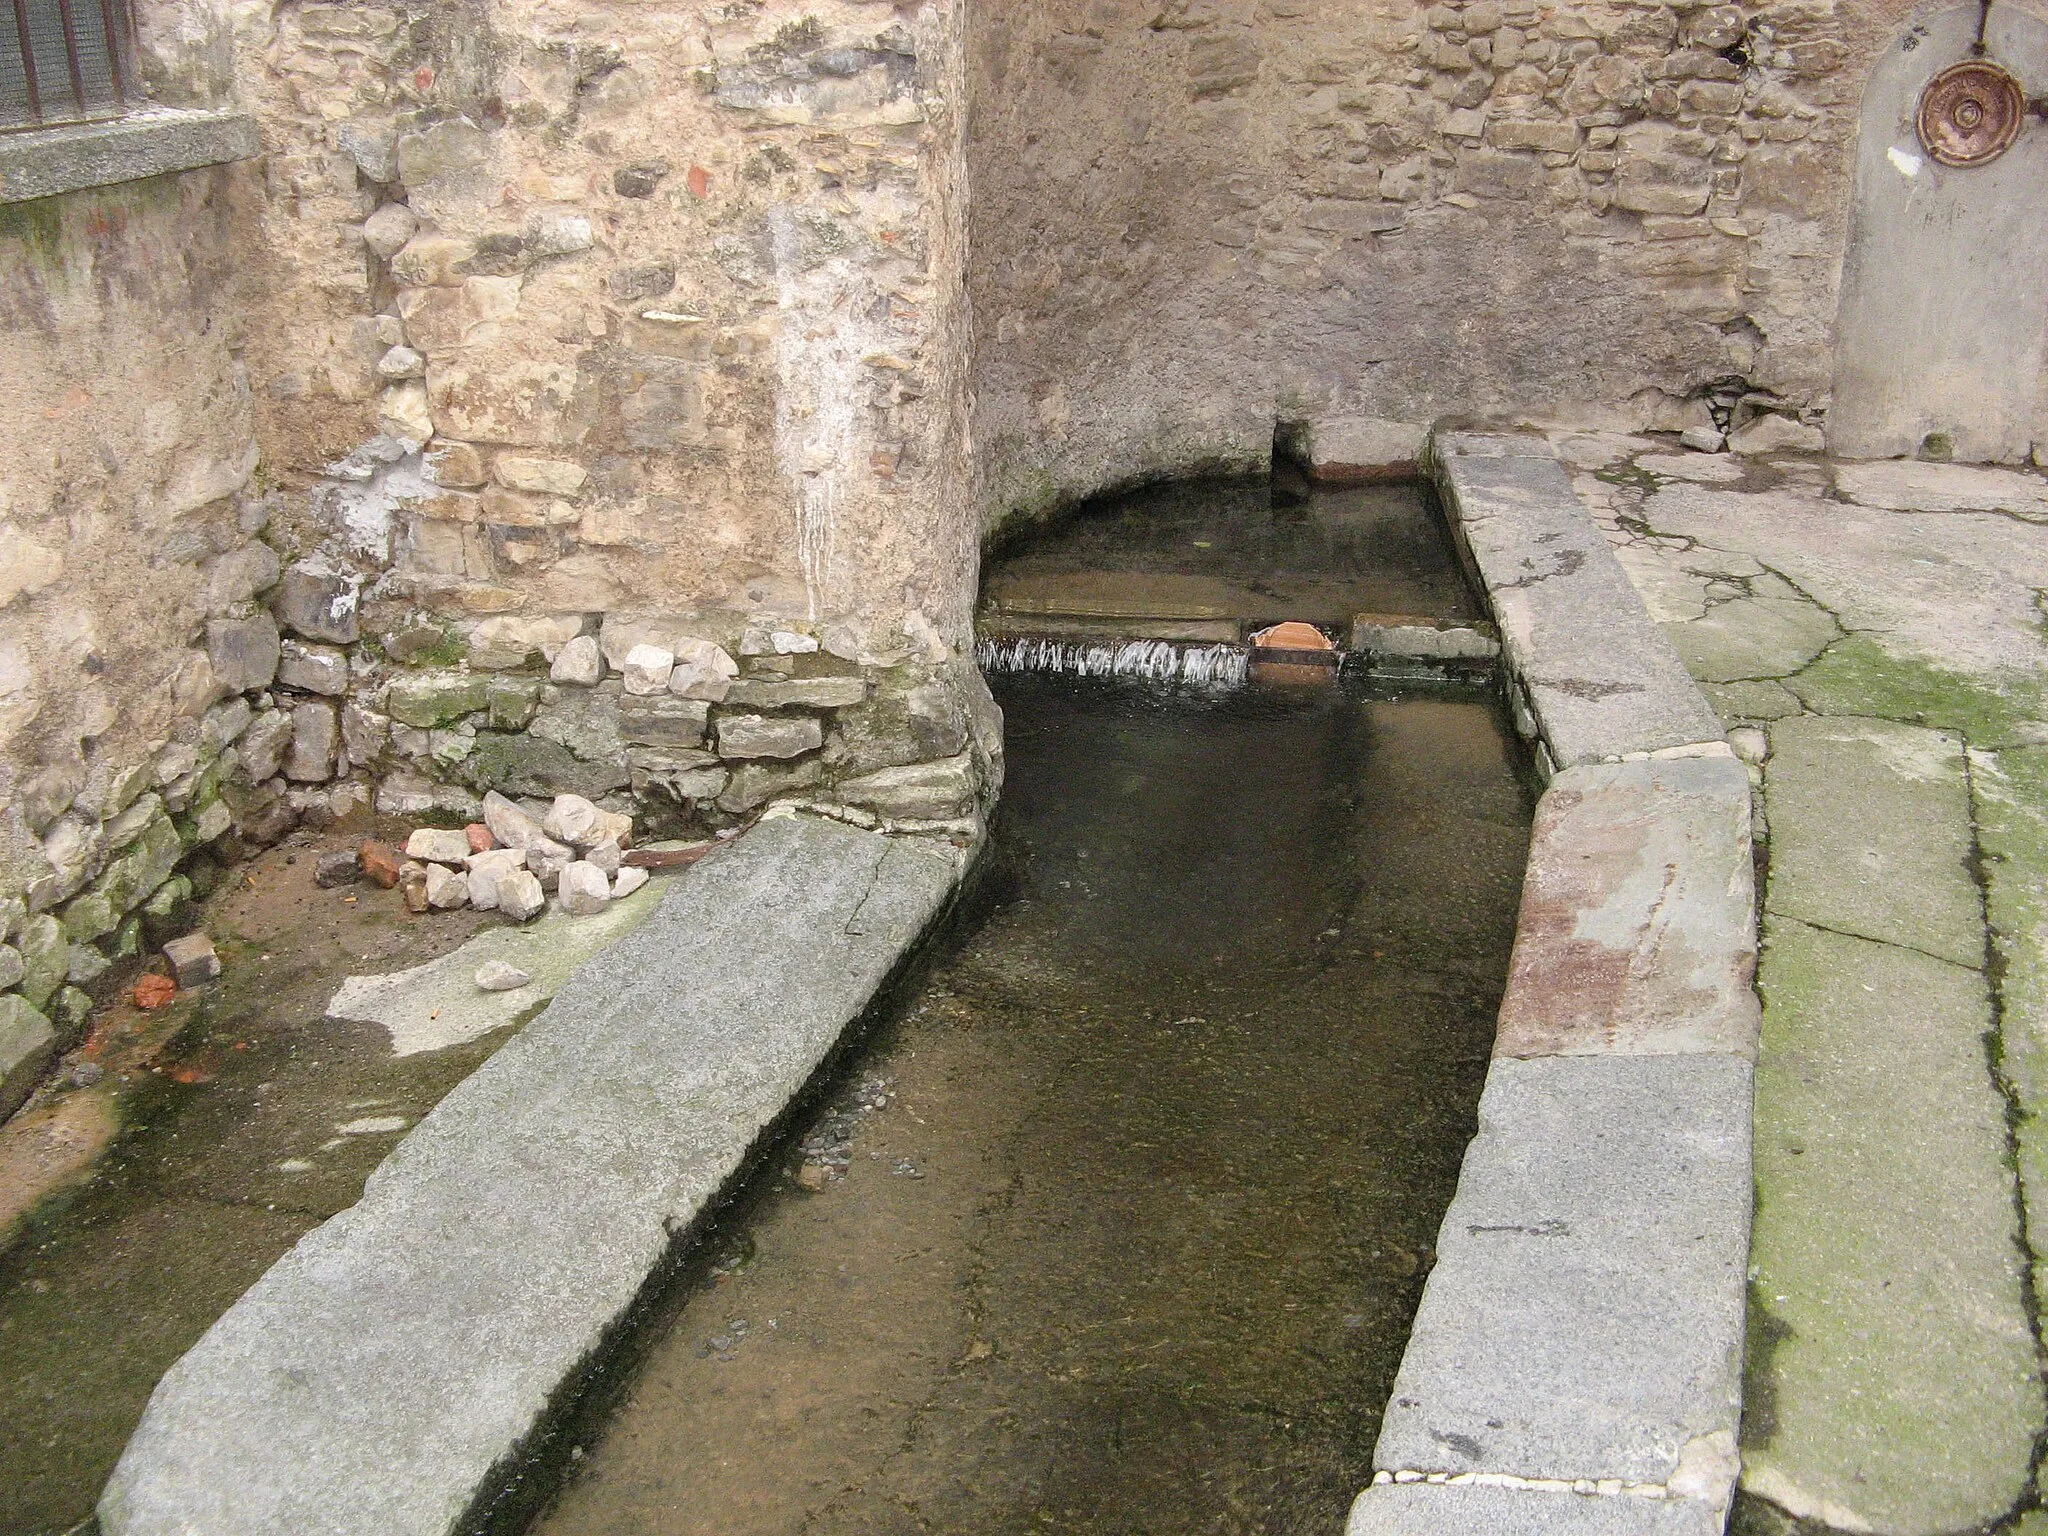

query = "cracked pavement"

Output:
[[1558, 433, 2048, 1536]]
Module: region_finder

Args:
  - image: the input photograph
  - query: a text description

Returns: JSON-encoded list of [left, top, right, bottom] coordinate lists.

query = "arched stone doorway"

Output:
[[1831, 1, 2048, 463]]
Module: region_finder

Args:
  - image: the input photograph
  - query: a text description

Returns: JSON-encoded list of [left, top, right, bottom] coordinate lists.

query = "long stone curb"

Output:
[[1430, 431, 1727, 779], [99, 814, 970, 1536], [1348, 429, 1754, 1535]]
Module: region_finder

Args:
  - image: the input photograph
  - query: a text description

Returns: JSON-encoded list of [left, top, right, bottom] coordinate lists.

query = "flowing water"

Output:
[[527, 667, 1532, 1536]]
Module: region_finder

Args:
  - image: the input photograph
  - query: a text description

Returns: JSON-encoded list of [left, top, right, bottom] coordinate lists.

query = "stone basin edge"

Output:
[[1344, 426, 1757, 1536], [96, 813, 980, 1536]]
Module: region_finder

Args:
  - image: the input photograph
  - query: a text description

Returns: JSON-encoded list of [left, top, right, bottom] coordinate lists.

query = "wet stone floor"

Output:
[[530, 672, 1531, 1536], [0, 833, 516, 1536]]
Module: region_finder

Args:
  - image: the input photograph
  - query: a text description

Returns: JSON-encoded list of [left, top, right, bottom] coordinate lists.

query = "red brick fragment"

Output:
[[466, 823, 495, 854], [132, 973, 178, 1011], [359, 840, 403, 889]]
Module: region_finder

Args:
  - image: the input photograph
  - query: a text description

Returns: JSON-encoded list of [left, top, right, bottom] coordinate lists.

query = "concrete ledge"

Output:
[[0, 109, 259, 204], [1495, 756, 1759, 1061], [1349, 1481, 1726, 1535], [1430, 431, 1724, 773], [100, 816, 966, 1536], [1372, 1054, 1752, 1499]]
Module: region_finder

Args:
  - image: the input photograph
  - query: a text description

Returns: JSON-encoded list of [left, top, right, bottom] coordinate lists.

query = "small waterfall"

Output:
[[976, 637, 1250, 688]]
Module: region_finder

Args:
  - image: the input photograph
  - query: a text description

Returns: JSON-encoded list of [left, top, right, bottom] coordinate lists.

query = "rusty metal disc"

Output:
[[1917, 59, 2026, 166]]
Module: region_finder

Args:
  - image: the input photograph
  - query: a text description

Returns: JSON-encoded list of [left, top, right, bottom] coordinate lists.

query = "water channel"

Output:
[[524, 481, 1533, 1536], [0, 475, 1531, 1535]]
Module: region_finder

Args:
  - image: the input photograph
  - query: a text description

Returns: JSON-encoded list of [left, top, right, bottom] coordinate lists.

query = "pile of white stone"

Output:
[[399, 790, 648, 921]]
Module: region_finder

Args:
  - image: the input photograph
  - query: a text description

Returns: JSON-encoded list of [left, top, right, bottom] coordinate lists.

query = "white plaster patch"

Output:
[[1887, 143, 1923, 178], [326, 877, 666, 1056]]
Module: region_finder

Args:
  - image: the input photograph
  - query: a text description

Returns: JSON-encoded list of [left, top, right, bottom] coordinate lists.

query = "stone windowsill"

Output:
[[0, 108, 259, 205]]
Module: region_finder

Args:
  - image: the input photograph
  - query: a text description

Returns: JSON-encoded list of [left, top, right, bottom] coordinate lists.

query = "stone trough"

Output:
[[96, 427, 1757, 1536]]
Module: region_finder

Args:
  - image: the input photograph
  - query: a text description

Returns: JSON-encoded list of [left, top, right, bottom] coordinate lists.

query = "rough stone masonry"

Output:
[[0, 0, 2033, 1168]]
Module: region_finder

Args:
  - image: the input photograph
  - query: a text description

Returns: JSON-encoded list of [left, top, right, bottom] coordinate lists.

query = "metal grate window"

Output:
[[1, 0, 133, 133]]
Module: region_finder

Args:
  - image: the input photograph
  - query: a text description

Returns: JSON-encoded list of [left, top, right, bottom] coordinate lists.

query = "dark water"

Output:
[[530, 673, 1530, 1536], [981, 479, 1482, 631]]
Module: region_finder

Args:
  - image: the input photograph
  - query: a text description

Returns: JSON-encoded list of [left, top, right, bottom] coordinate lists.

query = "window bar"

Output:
[[96, 0, 126, 102], [56, 0, 90, 119], [11, 0, 42, 122]]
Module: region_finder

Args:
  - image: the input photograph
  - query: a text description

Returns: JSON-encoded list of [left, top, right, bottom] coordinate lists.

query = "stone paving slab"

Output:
[[1373, 1053, 1751, 1497], [1495, 756, 1758, 1060], [1348, 1483, 1723, 1536], [1762, 715, 1982, 970], [1744, 917, 2038, 1535], [1972, 743, 2048, 1303], [1435, 446, 1724, 770], [99, 816, 965, 1536]]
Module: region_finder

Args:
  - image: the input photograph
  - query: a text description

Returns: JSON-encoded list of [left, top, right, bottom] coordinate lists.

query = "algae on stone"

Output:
[[1788, 634, 2048, 746], [1744, 918, 2038, 1535]]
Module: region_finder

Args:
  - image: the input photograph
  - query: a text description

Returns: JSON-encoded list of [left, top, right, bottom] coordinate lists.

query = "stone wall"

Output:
[[0, 0, 997, 1121], [0, 146, 271, 1102], [215, 0, 994, 851], [966, 0, 1948, 528]]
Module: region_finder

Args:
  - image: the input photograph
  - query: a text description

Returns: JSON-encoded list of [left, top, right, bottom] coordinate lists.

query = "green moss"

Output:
[[1787, 634, 2047, 746], [0, 196, 67, 268]]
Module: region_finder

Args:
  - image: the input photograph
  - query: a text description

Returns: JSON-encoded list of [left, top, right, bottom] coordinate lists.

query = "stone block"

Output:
[[1351, 618, 1501, 661], [1489, 118, 1582, 153], [495, 868, 546, 922], [0, 994, 55, 1123], [278, 641, 350, 697], [463, 849, 525, 912], [621, 644, 674, 695], [481, 792, 546, 852], [405, 829, 472, 866], [361, 202, 416, 259], [716, 714, 823, 760], [285, 703, 340, 783], [721, 676, 869, 709], [100, 820, 963, 1536], [717, 758, 823, 813], [1286, 417, 1430, 482], [18, 915, 67, 1009], [1435, 447, 1724, 767], [162, 933, 220, 988], [485, 678, 541, 731], [207, 614, 280, 695], [424, 865, 469, 910], [835, 754, 980, 821], [493, 457, 587, 497], [1347, 1483, 1723, 1536], [1373, 1055, 1751, 1495], [550, 636, 604, 686], [617, 695, 710, 749], [1726, 413, 1824, 456], [1495, 757, 1759, 1060], [384, 673, 493, 729], [272, 563, 361, 645], [557, 861, 609, 916]]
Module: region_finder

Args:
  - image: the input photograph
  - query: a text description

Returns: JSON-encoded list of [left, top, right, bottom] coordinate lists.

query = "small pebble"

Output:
[[474, 960, 533, 993], [612, 865, 649, 899]]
